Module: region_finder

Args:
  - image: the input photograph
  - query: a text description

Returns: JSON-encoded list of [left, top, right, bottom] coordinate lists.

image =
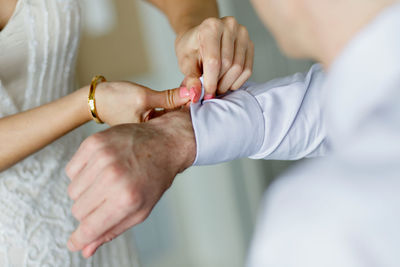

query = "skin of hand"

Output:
[[146, 0, 254, 102], [65, 109, 196, 258], [0, 81, 189, 171], [94, 81, 190, 125], [175, 16, 255, 102]]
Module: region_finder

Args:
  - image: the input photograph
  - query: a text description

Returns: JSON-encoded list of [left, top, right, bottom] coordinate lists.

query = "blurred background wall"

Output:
[[78, 0, 313, 266]]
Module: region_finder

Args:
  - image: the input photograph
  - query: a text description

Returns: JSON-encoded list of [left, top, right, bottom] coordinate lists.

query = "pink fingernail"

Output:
[[179, 87, 190, 98], [189, 87, 198, 103], [204, 94, 214, 100]]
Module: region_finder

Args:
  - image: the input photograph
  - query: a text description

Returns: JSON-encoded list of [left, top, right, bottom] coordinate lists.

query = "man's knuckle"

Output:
[[71, 205, 80, 219], [97, 147, 115, 162], [65, 165, 73, 178], [67, 184, 76, 200], [104, 232, 117, 243], [136, 210, 150, 224], [113, 163, 127, 175], [104, 165, 124, 184], [80, 223, 96, 239], [84, 134, 103, 150], [121, 187, 142, 207]]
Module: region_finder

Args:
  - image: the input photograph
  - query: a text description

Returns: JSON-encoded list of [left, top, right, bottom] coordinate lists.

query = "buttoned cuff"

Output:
[[190, 90, 265, 166]]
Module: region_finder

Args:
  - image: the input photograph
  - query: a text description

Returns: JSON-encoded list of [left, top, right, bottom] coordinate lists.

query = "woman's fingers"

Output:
[[217, 25, 251, 94], [175, 16, 254, 100], [231, 41, 254, 90], [182, 76, 203, 103], [199, 18, 224, 98], [219, 17, 238, 78]]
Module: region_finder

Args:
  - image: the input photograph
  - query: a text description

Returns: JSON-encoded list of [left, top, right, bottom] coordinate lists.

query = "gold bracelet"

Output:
[[88, 75, 106, 124]]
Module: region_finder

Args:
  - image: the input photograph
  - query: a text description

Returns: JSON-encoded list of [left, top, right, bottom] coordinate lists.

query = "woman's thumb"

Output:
[[147, 88, 191, 110]]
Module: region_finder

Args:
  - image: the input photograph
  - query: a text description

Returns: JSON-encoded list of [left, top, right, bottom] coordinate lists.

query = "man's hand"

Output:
[[65, 110, 196, 258], [176, 16, 254, 102]]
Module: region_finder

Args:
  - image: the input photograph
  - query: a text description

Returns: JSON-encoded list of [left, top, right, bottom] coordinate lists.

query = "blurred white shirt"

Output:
[[190, 3, 400, 267]]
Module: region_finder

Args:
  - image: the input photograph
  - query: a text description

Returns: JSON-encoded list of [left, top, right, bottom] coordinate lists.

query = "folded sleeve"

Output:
[[190, 64, 329, 166]]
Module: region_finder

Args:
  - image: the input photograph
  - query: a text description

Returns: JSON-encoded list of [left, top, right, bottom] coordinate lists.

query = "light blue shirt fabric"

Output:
[[191, 64, 328, 165], [190, 3, 400, 267]]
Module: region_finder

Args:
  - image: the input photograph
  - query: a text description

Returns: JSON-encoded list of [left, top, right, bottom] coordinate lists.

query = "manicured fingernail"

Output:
[[179, 87, 190, 98], [67, 240, 76, 251], [204, 94, 214, 100], [189, 87, 198, 103]]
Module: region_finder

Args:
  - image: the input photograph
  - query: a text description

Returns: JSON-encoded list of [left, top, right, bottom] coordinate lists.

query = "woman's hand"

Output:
[[175, 16, 254, 102], [93, 81, 190, 126]]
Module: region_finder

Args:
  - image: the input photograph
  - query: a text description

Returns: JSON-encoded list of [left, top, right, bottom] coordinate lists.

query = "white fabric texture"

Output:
[[0, 0, 140, 266], [191, 3, 400, 267]]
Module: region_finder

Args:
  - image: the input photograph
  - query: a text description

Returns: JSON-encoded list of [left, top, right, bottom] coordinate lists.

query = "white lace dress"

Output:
[[0, 0, 140, 266]]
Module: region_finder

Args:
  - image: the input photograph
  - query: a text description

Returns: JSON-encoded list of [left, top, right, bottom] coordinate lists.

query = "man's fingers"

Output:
[[65, 134, 105, 180], [81, 238, 103, 259], [67, 154, 110, 201], [68, 199, 128, 252], [231, 41, 254, 90], [65, 148, 88, 181], [70, 177, 106, 222], [81, 212, 147, 258]]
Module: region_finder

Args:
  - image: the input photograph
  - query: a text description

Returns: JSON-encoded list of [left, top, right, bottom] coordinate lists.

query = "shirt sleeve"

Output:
[[190, 64, 329, 166]]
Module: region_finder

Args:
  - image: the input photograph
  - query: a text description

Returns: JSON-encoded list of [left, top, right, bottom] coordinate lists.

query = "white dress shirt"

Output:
[[190, 3, 400, 267]]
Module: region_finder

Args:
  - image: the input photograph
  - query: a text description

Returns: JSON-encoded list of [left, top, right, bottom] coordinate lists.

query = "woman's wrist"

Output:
[[77, 81, 111, 124], [76, 86, 94, 123], [175, 19, 198, 40]]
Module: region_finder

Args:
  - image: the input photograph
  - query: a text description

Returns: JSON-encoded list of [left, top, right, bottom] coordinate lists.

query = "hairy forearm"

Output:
[[0, 88, 91, 171], [147, 109, 196, 172], [146, 0, 219, 36]]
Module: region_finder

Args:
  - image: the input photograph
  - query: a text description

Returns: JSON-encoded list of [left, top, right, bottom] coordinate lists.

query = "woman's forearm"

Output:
[[146, 0, 219, 36], [0, 87, 91, 171]]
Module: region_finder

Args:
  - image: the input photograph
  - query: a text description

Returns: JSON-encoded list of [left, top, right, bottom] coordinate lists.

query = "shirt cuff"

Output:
[[190, 90, 265, 166]]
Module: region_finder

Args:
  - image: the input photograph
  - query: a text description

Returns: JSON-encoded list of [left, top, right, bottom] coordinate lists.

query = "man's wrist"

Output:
[[148, 110, 196, 173]]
